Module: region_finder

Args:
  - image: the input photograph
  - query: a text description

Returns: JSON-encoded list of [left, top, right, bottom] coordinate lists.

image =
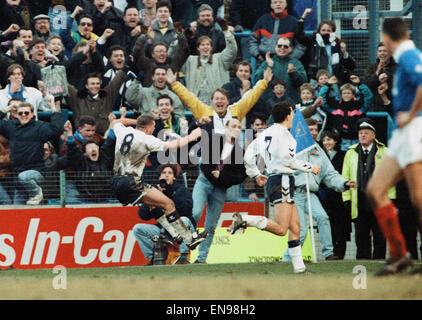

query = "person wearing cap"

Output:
[[342, 118, 396, 260], [32, 14, 53, 42]]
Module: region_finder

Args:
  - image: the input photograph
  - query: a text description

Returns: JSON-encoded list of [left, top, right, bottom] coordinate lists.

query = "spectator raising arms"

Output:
[[297, 9, 355, 84]]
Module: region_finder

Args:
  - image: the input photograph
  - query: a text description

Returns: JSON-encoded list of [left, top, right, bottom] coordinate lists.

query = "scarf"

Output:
[[315, 33, 340, 65], [8, 84, 25, 101]]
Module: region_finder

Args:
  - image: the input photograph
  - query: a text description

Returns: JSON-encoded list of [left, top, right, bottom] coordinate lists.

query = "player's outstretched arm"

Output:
[[163, 127, 202, 150]]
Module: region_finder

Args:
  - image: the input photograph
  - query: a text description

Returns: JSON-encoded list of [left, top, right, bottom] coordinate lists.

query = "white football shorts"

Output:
[[386, 116, 422, 168]]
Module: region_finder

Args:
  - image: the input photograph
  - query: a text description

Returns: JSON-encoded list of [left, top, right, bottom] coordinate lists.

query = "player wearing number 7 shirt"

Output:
[[111, 114, 208, 250], [230, 102, 321, 274]]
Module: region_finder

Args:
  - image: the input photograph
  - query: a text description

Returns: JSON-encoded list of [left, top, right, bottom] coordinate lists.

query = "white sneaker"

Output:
[[26, 188, 43, 205]]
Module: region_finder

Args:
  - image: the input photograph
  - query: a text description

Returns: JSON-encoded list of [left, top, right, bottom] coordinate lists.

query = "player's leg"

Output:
[[403, 162, 422, 222], [366, 156, 408, 259], [287, 204, 308, 273], [366, 156, 412, 275], [142, 187, 207, 249]]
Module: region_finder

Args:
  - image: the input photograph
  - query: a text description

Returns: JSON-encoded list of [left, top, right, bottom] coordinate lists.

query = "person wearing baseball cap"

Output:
[[32, 14, 52, 41], [342, 117, 396, 260]]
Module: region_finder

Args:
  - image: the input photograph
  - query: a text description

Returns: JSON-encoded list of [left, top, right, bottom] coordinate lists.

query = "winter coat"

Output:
[[249, 10, 298, 59], [0, 111, 63, 173], [181, 30, 237, 105], [229, 0, 271, 30], [320, 83, 373, 140], [254, 54, 307, 104], [66, 68, 128, 135]]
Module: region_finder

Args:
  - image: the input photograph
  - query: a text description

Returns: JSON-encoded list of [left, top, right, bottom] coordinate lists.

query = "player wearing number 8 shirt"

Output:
[[111, 114, 208, 251], [231, 102, 321, 274]]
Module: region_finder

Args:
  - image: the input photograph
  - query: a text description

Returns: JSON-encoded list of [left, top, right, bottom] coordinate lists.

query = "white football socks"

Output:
[[289, 244, 306, 273], [243, 215, 268, 230]]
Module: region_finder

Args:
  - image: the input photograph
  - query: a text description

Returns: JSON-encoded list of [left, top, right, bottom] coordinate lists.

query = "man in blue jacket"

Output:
[[133, 164, 195, 265], [0, 99, 63, 205]]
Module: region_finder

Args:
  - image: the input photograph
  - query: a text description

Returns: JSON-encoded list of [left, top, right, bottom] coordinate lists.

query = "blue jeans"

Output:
[[192, 173, 227, 263], [0, 181, 12, 204], [283, 191, 334, 261], [133, 216, 194, 260], [13, 170, 44, 204]]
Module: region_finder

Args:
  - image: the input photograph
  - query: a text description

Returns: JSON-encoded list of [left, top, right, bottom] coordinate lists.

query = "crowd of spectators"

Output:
[[0, 0, 419, 261]]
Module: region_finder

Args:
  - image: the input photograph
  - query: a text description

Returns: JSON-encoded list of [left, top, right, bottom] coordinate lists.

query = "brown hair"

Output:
[[197, 35, 212, 48], [300, 83, 315, 95], [136, 114, 155, 129], [340, 83, 356, 95], [17, 102, 34, 112], [211, 88, 230, 100], [235, 61, 252, 73], [6, 64, 25, 80]]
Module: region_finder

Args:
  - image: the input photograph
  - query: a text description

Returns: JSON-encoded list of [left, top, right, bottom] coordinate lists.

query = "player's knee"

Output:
[[275, 226, 288, 237]]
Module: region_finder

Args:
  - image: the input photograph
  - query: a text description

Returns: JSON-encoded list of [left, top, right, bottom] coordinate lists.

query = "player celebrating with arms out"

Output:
[[111, 115, 208, 252], [366, 18, 422, 276], [231, 102, 320, 274]]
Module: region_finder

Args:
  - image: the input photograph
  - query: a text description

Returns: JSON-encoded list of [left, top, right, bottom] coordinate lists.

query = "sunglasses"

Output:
[[80, 22, 92, 27], [277, 44, 290, 49], [18, 111, 30, 116]]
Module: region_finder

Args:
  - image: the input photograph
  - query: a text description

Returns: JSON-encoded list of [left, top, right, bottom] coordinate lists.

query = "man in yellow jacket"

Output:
[[342, 119, 395, 260], [166, 68, 273, 132]]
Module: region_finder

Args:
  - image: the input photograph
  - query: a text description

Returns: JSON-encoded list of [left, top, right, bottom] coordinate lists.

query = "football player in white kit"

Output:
[[232, 102, 320, 274], [111, 114, 208, 250]]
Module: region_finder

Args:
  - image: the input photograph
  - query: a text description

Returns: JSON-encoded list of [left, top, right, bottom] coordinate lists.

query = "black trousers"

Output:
[[354, 193, 386, 259]]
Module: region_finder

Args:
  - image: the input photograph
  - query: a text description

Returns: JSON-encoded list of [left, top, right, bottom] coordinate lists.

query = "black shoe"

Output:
[[230, 212, 247, 235], [375, 252, 413, 276], [194, 259, 207, 264], [188, 230, 208, 250], [325, 255, 341, 261]]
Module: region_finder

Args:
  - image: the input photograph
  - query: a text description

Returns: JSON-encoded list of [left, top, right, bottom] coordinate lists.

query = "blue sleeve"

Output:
[[402, 51, 422, 86], [357, 83, 373, 113]]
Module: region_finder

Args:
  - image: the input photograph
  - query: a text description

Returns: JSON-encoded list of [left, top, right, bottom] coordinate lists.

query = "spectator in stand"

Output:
[[46, 35, 67, 64], [0, 64, 46, 115], [103, 6, 142, 53], [254, 37, 307, 104], [222, 61, 253, 105], [15, 27, 33, 50], [60, 7, 100, 56], [297, 9, 356, 84], [32, 14, 53, 41], [66, 40, 105, 91], [249, 0, 298, 65], [133, 163, 195, 265], [131, 28, 189, 87], [185, 4, 226, 55], [145, 94, 188, 174], [264, 78, 293, 123], [320, 75, 373, 151], [66, 65, 130, 136], [229, 0, 271, 61], [146, 1, 178, 53], [342, 118, 395, 259], [312, 69, 341, 99], [101, 44, 137, 110], [139, 0, 157, 27], [60, 115, 104, 155], [125, 65, 185, 119], [62, 119, 116, 202], [294, 83, 325, 136], [171, 0, 223, 29], [364, 42, 397, 116], [0, 0, 26, 31], [82, 0, 124, 37], [181, 22, 237, 105], [319, 129, 350, 259], [0, 99, 63, 205]]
